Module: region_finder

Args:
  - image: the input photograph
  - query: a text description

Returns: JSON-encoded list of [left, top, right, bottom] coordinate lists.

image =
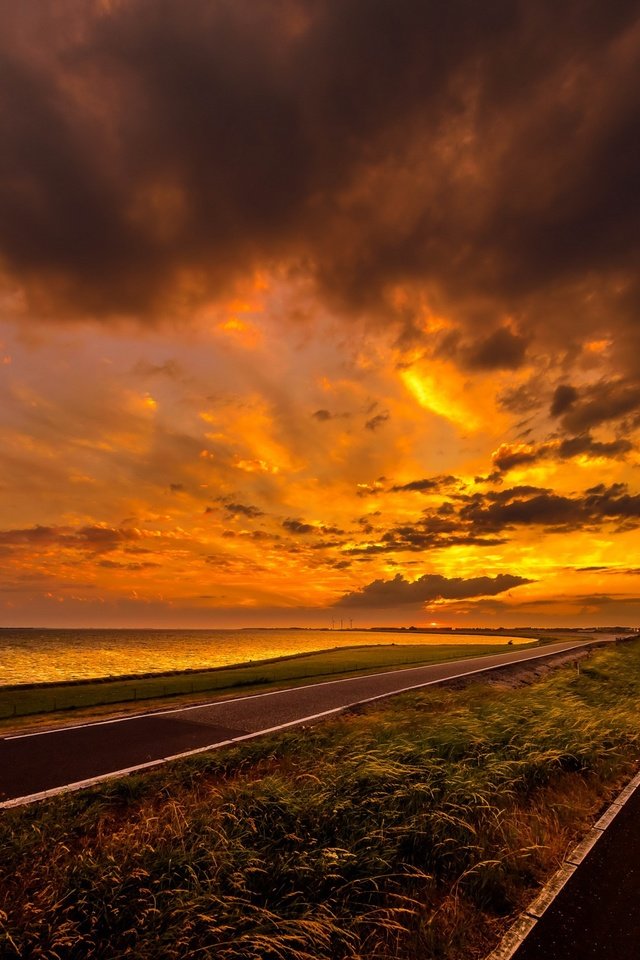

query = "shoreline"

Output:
[[0, 635, 536, 693], [0, 640, 538, 727]]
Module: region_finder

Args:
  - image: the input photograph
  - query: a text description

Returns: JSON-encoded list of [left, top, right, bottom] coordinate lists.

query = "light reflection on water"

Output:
[[0, 628, 527, 686]]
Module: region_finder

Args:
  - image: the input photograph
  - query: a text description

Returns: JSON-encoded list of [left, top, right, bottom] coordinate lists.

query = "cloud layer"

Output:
[[1, 1, 639, 364], [0, 3, 639, 627], [336, 573, 532, 608]]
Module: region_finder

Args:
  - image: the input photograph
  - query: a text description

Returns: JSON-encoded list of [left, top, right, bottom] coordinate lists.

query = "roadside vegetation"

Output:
[[0, 641, 533, 725], [1, 640, 638, 959]]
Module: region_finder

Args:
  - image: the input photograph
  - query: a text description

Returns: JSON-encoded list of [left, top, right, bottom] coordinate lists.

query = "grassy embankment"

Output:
[[2, 639, 638, 960], [0, 641, 534, 725]]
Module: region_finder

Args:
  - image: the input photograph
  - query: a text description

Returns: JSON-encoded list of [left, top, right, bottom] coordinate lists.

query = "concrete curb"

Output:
[[485, 765, 640, 960]]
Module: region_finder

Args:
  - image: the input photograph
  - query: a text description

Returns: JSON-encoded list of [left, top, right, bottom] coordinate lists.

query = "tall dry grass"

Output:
[[1, 641, 639, 959]]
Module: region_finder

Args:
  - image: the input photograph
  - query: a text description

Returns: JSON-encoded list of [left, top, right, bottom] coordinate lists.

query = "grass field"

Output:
[[0, 641, 534, 723], [1, 639, 638, 959]]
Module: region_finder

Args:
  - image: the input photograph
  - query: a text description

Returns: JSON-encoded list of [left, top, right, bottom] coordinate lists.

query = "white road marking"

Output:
[[0, 641, 595, 808], [4, 640, 587, 741]]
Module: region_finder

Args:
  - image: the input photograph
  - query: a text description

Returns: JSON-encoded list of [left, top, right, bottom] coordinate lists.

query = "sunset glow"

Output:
[[0, 1, 639, 630]]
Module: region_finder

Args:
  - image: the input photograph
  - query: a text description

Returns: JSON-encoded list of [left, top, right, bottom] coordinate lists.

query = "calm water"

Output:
[[0, 628, 527, 686]]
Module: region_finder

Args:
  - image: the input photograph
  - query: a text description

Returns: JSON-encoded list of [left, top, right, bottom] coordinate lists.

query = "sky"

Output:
[[1, 0, 639, 629]]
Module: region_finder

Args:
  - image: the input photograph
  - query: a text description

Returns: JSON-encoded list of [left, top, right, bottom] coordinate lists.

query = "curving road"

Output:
[[0, 638, 610, 807]]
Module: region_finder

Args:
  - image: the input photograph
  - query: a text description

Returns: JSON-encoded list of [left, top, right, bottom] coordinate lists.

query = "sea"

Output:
[[0, 627, 527, 686]]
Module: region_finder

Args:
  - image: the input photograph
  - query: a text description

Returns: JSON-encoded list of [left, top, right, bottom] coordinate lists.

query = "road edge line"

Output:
[[4, 641, 565, 740], [485, 765, 640, 960], [0, 642, 601, 810]]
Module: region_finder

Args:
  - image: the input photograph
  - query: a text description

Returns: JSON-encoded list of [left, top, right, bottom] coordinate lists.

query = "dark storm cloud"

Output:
[[491, 433, 633, 474], [342, 481, 640, 555], [491, 444, 544, 473], [0, 526, 61, 546], [344, 514, 507, 554], [312, 409, 350, 422], [465, 328, 528, 370], [223, 501, 265, 518], [0, 524, 142, 554], [282, 517, 315, 534], [459, 483, 640, 533], [336, 572, 532, 608], [0, 0, 639, 358], [550, 384, 578, 417], [365, 411, 390, 431], [320, 524, 345, 535], [558, 380, 640, 433], [460, 490, 586, 530], [355, 478, 387, 498], [209, 497, 267, 518], [389, 474, 458, 493], [498, 382, 546, 416], [556, 434, 632, 459]]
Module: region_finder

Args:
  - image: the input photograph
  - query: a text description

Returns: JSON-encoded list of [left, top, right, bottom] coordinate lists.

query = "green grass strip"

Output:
[[0, 641, 532, 721]]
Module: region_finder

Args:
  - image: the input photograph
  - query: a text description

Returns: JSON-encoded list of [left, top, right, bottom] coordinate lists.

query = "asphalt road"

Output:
[[512, 783, 640, 959], [0, 639, 605, 805]]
